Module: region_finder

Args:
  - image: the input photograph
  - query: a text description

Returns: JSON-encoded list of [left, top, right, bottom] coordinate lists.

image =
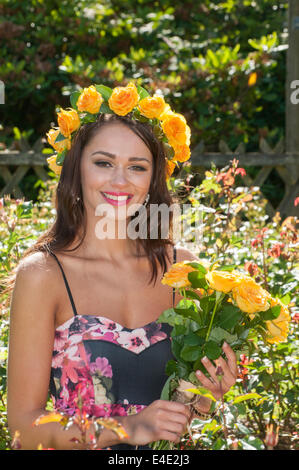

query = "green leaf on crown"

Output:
[[56, 149, 67, 165], [94, 85, 113, 101], [70, 91, 80, 110], [132, 108, 150, 122], [163, 142, 175, 159], [137, 85, 150, 100], [99, 102, 114, 114], [54, 132, 67, 143]]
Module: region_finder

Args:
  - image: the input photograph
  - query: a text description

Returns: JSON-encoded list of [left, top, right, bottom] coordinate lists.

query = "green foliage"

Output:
[[0, 0, 287, 153]]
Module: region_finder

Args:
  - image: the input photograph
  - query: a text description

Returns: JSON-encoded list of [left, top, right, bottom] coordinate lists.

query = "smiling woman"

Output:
[[6, 83, 237, 450]]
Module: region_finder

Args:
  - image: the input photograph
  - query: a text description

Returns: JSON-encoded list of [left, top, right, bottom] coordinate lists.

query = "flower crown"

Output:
[[46, 81, 191, 180]]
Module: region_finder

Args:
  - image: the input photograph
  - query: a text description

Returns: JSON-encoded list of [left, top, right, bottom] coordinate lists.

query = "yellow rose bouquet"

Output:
[[153, 259, 291, 447]]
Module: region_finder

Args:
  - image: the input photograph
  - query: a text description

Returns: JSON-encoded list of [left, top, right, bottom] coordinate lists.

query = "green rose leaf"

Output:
[[183, 289, 202, 301], [188, 271, 208, 289], [173, 305, 201, 324], [186, 262, 208, 274], [260, 304, 282, 321], [217, 304, 243, 329], [209, 326, 238, 345], [217, 264, 237, 272], [184, 333, 205, 347], [203, 341, 222, 360], [181, 344, 202, 362]]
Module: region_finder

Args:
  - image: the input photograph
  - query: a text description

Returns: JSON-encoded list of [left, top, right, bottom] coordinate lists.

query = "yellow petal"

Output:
[[33, 412, 64, 426]]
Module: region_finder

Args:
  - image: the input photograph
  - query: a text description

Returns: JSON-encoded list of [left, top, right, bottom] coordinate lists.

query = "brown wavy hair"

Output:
[[7, 113, 177, 291]]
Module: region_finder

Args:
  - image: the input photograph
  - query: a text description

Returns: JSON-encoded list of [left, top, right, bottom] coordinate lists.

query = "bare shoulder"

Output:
[[175, 246, 201, 263], [13, 251, 60, 313], [16, 250, 58, 284]]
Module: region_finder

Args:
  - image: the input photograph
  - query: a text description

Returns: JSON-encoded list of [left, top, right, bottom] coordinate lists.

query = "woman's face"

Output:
[[80, 122, 153, 221]]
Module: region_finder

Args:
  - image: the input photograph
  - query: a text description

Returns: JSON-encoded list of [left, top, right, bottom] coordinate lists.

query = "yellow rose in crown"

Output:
[[46, 129, 71, 153], [173, 143, 191, 163], [138, 95, 168, 120], [57, 108, 81, 138], [76, 85, 103, 114], [165, 158, 177, 180], [47, 155, 62, 176], [108, 82, 139, 116], [161, 113, 191, 148]]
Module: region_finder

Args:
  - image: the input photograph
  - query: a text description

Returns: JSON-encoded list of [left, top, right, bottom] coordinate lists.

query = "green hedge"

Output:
[[0, 0, 288, 151]]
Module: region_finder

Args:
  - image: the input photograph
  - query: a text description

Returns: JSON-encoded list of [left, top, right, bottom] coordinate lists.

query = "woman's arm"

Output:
[[6, 253, 129, 450]]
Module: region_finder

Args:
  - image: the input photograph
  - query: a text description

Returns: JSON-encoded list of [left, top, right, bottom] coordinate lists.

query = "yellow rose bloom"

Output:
[[159, 104, 172, 121], [76, 85, 103, 114], [161, 113, 191, 148], [57, 108, 81, 137], [108, 82, 139, 116], [47, 155, 62, 176], [266, 298, 291, 344], [173, 143, 191, 163], [231, 276, 271, 314], [205, 270, 243, 294], [46, 128, 71, 153], [165, 158, 176, 180], [161, 261, 197, 288], [137, 95, 167, 119]]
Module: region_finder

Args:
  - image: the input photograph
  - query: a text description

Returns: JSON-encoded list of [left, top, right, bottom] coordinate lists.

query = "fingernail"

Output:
[[223, 341, 228, 347], [196, 370, 201, 376], [202, 356, 208, 362]]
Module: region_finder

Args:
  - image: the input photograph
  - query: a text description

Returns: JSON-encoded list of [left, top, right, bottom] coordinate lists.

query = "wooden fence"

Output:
[[0, 134, 298, 219]]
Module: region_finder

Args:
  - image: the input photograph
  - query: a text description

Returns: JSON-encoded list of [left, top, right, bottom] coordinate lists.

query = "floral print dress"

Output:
[[49, 249, 176, 450]]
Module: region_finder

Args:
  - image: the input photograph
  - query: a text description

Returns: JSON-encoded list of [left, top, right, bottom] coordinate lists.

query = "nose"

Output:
[[110, 165, 129, 187]]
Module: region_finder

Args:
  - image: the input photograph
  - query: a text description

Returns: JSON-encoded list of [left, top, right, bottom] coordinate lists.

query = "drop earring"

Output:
[[143, 193, 150, 207]]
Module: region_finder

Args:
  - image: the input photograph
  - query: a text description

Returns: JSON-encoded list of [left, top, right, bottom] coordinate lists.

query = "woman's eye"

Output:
[[131, 166, 146, 171], [95, 161, 146, 171], [95, 161, 111, 167]]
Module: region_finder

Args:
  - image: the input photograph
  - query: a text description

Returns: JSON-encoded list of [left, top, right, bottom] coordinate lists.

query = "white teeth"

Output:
[[102, 192, 131, 201]]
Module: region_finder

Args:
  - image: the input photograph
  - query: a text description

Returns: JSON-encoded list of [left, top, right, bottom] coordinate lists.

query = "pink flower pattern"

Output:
[[51, 315, 168, 419]]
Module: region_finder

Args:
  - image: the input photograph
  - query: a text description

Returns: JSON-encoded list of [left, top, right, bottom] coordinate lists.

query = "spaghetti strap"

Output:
[[172, 246, 176, 307], [49, 251, 78, 317]]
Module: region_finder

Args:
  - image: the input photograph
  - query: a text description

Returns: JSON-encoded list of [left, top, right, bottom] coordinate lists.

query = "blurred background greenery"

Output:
[[0, 0, 289, 203]]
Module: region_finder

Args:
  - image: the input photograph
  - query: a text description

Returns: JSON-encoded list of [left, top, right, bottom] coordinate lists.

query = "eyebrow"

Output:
[[90, 150, 151, 163]]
